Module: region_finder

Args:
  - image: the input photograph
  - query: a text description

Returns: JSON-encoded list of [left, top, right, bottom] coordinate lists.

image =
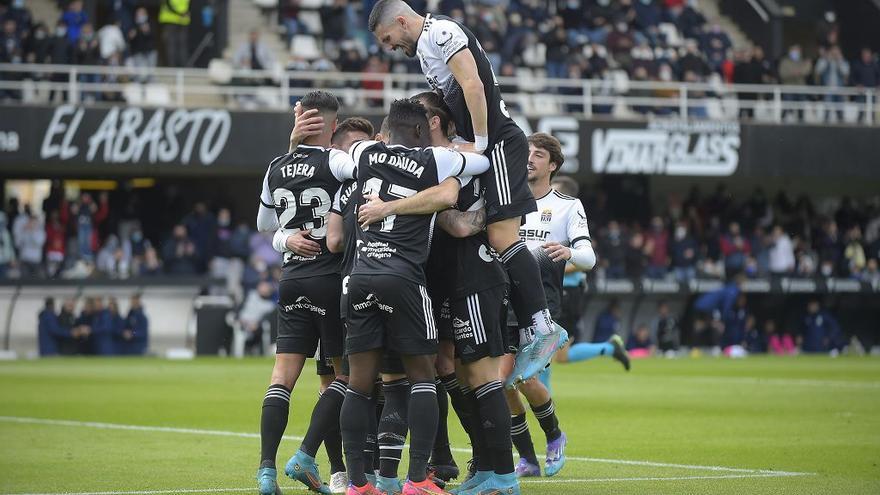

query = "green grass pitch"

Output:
[[1, 356, 879, 494]]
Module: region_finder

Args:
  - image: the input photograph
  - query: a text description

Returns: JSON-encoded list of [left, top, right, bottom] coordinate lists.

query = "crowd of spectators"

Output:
[[1, 1, 877, 119], [37, 293, 148, 356], [589, 294, 847, 358], [588, 185, 880, 284]]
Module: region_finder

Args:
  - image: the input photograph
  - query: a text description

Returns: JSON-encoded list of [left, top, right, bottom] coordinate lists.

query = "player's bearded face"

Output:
[[527, 144, 553, 183], [377, 22, 416, 57]]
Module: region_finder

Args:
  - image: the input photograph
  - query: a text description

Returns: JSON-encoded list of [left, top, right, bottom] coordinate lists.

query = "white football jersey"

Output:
[[519, 189, 592, 250]]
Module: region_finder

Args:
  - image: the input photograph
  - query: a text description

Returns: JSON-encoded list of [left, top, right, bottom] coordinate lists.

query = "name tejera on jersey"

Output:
[[280, 162, 316, 179], [369, 152, 425, 178], [361, 241, 397, 260]]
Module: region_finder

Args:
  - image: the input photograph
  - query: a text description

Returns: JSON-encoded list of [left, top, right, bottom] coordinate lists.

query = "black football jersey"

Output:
[[260, 144, 355, 280], [331, 178, 359, 278], [416, 13, 521, 143], [348, 140, 489, 285], [427, 177, 507, 301]]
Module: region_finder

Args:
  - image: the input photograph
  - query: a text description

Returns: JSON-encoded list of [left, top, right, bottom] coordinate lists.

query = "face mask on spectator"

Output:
[[597, 0, 610, 6], [616, 22, 628, 32], [132, 232, 143, 242], [675, 227, 686, 240], [13, 0, 24, 8], [789, 49, 800, 61], [641, 0, 652, 4], [35, 29, 47, 40], [56, 27, 66, 37], [137, 14, 148, 24]]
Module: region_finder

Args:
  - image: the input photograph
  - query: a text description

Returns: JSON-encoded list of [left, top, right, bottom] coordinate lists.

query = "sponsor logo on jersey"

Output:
[[352, 293, 394, 313], [519, 228, 551, 242], [436, 31, 453, 46], [452, 317, 474, 340], [592, 121, 740, 176], [540, 209, 553, 223], [439, 299, 451, 320], [368, 152, 425, 178], [478, 244, 494, 263], [285, 296, 326, 316], [362, 241, 397, 260]]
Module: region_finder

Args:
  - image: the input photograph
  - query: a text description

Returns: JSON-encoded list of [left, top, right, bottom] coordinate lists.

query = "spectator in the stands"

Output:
[[606, 20, 636, 69], [140, 245, 163, 276], [162, 224, 198, 275], [625, 229, 647, 279], [862, 258, 880, 286], [817, 220, 842, 278], [110, 0, 137, 34], [7, 0, 33, 36], [0, 212, 15, 278], [626, 323, 655, 357], [720, 221, 751, 275], [850, 48, 880, 122], [734, 45, 774, 119], [670, 220, 698, 282], [679, 38, 710, 78], [116, 294, 148, 355], [184, 202, 216, 272], [57, 298, 79, 355], [652, 300, 680, 354], [816, 10, 838, 49], [238, 280, 277, 354], [320, 0, 349, 59], [767, 225, 795, 275], [159, 0, 190, 67], [814, 45, 850, 122], [97, 17, 125, 62], [38, 298, 70, 356], [778, 44, 811, 120], [628, 65, 654, 115], [61, 0, 87, 43], [74, 297, 96, 354], [701, 23, 731, 72], [47, 20, 72, 101], [279, 0, 305, 42], [96, 234, 132, 279], [15, 214, 45, 278], [128, 7, 156, 82], [644, 216, 670, 279], [72, 23, 100, 100], [233, 29, 275, 74], [843, 226, 866, 278], [543, 16, 569, 80], [800, 299, 843, 354], [362, 53, 388, 107], [593, 299, 622, 343], [0, 18, 23, 100], [584, 0, 613, 44], [26, 22, 51, 66], [600, 220, 627, 278]]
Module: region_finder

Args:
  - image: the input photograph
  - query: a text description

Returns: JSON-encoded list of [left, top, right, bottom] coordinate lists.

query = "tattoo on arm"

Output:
[[437, 207, 486, 238]]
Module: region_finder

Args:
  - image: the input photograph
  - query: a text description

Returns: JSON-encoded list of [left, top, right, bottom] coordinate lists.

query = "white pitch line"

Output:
[[0, 474, 814, 495], [0, 416, 813, 477]]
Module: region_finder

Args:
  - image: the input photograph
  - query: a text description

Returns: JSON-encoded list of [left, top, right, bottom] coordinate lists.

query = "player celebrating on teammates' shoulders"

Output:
[[367, 0, 567, 383], [500, 133, 626, 479], [254, 91, 355, 495], [341, 99, 491, 495]]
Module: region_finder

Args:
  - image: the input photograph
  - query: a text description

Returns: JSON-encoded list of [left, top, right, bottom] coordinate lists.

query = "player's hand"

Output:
[[289, 102, 324, 149], [544, 241, 571, 262], [285, 229, 321, 257], [358, 194, 391, 229]]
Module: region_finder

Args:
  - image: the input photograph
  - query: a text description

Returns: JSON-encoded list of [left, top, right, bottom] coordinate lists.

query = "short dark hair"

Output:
[[368, 0, 398, 32], [412, 91, 453, 139], [387, 98, 428, 144], [551, 175, 579, 197], [299, 90, 339, 114], [332, 117, 375, 145], [528, 132, 565, 178]]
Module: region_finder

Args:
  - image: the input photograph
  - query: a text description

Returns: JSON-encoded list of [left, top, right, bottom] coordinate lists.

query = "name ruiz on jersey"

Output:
[[368, 152, 425, 178], [280, 162, 315, 179]]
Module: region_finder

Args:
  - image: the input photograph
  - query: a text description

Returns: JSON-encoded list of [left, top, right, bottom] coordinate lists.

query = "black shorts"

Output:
[[559, 285, 586, 342], [347, 274, 438, 356], [277, 274, 344, 357], [434, 296, 454, 342], [450, 285, 508, 364], [481, 130, 537, 225]]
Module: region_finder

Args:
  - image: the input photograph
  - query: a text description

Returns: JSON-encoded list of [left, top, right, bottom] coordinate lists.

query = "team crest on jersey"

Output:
[[540, 209, 553, 223]]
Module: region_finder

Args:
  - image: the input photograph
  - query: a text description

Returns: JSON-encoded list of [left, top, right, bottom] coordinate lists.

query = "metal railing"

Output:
[[0, 63, 876, 125]]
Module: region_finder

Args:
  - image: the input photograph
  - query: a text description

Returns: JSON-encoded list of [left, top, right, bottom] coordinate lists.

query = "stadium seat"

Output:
[[144, 84, 172, 106], [297, 10, 324, 35], [290, 35, 322, 60], [658, 22, 682, 47], [298, 0, 328, 8], [208, 58, 234, 84]]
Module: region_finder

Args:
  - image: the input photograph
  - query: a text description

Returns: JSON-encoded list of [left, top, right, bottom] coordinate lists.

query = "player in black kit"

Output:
[[340, 99, 490, 495], [368, 0, 566, 385], [254, 91, 355, 495]]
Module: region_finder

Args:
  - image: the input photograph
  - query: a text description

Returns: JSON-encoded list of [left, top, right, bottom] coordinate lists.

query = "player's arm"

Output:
[[272, 228, 321, 257], [357, 149, 490, 227], [326, 212, 344, 253], [447, 47, 489, 152], [437, 206, 486, 238], [359, 177, 461, 228], [544, 200, 597, 270], [256, 166, 280, 232]]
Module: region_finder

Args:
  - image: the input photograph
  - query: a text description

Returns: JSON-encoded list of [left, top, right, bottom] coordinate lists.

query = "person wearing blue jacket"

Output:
[[89, 298, 117, 356], [800, 299, 844, 353], [592, 299, 622, 343], [721, 294, 749, 349], [38, 298, 72, 356], [693, 275, 744, 348], [116, 294, 148, 355]]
